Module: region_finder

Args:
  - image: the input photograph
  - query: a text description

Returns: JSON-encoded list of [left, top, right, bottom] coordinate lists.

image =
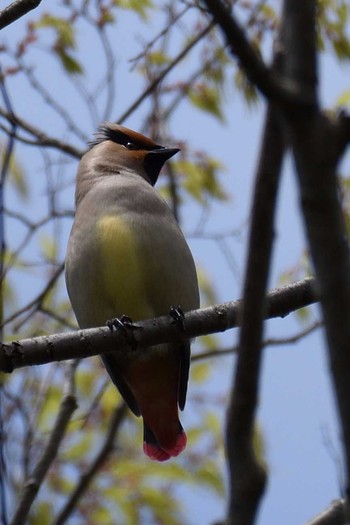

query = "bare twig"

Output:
[[0, 277, 317, 373], [0, 0, 42, 30], [10, 360, 78, 525], [192, 320, 322, 361], [129, 5, 190, 66], [53, 402, 127, 525], [0, 107, 83, 159], [2, 263, 64, 329], [15, 57, 88, 142], [117, 22, 214, 124]]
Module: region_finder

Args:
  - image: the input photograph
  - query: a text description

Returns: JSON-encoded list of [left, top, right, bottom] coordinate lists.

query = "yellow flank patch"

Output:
[[97, 215, 153, 320]]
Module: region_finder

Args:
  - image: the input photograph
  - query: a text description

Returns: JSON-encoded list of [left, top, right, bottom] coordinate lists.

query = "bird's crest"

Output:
[[90, 122, 162, 151]]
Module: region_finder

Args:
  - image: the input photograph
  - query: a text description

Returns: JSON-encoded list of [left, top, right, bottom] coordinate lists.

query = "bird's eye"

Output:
[[125, 142, 138, 150]]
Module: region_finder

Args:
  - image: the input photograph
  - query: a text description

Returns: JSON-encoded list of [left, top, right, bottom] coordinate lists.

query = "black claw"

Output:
[[106, 315, 140, 350], [169, 305, 186, 331]]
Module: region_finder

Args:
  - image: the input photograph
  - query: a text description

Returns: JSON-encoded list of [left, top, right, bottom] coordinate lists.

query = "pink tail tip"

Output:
[[144, 431, 187, 462]]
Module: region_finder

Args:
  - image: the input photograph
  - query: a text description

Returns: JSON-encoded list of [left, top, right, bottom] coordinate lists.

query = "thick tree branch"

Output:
[[280, 0, 350, 505], [10, 361, 78, 525], [201, 0, 314, 107], [0, 0, 42, 30], [304, 499, 349, 525], [0, 277, 317, 373], [226, 105, 284, 525]]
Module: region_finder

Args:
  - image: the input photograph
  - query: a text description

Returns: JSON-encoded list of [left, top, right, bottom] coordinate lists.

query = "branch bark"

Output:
[[0, 0, 42, 30], [201, 0, 313, 107], [280, 0, 350, 507], [226, 105, 284, 525], [304, 499, 349, 525], [0, 278, 317, 373]]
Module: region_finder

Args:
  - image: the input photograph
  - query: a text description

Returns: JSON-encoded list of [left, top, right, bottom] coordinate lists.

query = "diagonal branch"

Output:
[[0, 107, 83, 159], [9, 360, 78, 525], [117, 22, 214, 124], [201, 0, 315, 107], [304, 499, 348, 525], [0, 277, 318, 373], [53, 402, 127, 525], [0, 0, 42, 30]]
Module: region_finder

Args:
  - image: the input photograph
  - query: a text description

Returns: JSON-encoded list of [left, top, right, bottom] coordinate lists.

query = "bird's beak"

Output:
[[151, 147, 180, 161], [144, 148, 180, 185]]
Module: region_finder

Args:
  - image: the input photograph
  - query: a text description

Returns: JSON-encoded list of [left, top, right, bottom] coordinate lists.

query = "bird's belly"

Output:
[[96, 215, 153, 321]]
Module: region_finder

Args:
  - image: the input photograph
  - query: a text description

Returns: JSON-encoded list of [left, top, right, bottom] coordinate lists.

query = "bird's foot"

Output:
[[106, 315, 139, 350], [169, 306, 186, 331]]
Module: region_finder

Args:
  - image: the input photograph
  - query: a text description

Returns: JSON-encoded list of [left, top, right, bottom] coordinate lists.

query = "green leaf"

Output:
[[177, 158, 227, 203], [39, 234, 58, 262], [336, 89, 350, 106], [37, 384, 61, 431], [191, 361, 211, 383], [114, 0, 154, 19], [63, 433, 93, 461], [196, 462, 225, 496], [189, 84, 224, 121], [90, 506, 114, 525], [28, 502, 53, 525], [253, 423, 268, 474], [147, 50, 169, 66], [197, 267, 219, 305], [1, 148, 29, 200], [36, 15, 75, 48], [56, 49, 83, 74], [235, 68, 259, 106]]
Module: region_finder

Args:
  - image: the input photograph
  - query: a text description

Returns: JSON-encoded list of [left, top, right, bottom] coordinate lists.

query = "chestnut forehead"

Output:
[[90, 123, 162, 150]]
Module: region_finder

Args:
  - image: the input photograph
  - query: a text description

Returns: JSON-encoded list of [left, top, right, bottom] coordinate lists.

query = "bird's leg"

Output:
[[106, 315, 140, 350], [169, 306, 186, 331]]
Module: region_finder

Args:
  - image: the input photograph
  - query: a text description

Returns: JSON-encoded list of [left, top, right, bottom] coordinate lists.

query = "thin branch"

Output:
[[117, 22, 214, 124], [10, 361, 78, 525], [0, 107, 83, 159], [0, 0, 42, 30], [192, 320, 322, 362], [15, 57, 88, 142], [0, 277, 318, 373], [2, 263, 64, 328], [129, 5, 190, 67], [53, 402, 127, 525]]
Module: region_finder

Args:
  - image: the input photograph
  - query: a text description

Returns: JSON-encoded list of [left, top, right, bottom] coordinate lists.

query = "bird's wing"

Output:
[[101, 353, 141, 416]]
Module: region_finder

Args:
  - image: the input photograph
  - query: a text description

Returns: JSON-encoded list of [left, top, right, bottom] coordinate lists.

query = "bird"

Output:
[[65, 123, 199, 461]]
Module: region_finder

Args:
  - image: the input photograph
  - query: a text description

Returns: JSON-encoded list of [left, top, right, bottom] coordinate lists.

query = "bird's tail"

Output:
[[143, 420, 187, 462]]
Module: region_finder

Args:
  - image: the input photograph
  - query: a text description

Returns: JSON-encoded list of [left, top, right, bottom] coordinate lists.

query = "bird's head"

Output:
[[88, 122, 180, 186]]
